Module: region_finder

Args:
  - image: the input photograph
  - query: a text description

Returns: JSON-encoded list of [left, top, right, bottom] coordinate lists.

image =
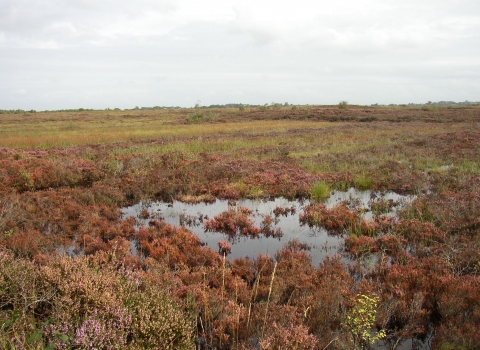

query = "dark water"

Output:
[[122, 189, 415, 266]]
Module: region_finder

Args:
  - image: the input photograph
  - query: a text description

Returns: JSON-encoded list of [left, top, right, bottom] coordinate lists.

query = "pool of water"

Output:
[[122, 189, 415, 265]]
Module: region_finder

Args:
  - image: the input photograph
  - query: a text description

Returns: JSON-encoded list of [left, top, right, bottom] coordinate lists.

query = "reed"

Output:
[[261, 261, 277, 338], [246, 261, 267, 334]]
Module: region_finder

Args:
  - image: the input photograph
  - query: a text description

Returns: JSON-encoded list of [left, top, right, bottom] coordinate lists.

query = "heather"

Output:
[[0, 106, 479, 349], [0, 249, 192, 349]]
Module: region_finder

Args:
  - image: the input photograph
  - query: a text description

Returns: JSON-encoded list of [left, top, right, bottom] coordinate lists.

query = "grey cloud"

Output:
[[0, 0, 479, 109], [0, 0, 177, 47]]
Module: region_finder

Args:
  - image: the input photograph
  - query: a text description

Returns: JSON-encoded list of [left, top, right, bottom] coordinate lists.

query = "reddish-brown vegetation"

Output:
[[0, 107, 479, 348]]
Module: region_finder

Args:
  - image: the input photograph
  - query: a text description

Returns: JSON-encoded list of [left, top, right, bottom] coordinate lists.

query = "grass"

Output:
[[0, 110, 335, 149], [354, 173, 374, 190], [310, 181, 330, 200]]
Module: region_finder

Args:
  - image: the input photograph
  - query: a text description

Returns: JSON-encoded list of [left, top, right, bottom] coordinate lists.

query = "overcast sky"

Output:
[[1, 0, 479, 110]]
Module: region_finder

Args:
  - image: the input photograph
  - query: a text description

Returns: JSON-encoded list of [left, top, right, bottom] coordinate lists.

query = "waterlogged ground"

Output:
[[122, 188, 415, 265], [1, 107, 479, 349]]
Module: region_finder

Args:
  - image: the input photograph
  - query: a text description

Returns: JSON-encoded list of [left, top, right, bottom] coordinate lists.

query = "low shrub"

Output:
[[339, 101, 349, 109], [0, 249, 194, 349], [187, 111, 204, 123], [300, 203, 366, 235]]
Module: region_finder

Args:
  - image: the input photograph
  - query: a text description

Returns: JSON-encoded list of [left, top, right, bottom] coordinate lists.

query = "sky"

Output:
[[1, 0, 479, 110]]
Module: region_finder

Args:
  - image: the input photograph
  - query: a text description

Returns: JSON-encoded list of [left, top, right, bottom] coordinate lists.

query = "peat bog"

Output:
[[0, 106, 479, 349], [123, 189, 414, 266]]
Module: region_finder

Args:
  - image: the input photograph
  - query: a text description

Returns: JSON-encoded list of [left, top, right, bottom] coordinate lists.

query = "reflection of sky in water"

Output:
[[122, 189, 415, 266], [125, 190, 424, 350]]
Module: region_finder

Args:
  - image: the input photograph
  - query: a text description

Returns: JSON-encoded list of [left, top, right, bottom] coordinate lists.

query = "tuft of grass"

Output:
[[249, 186, 264, 198], [231, 180, 248, 197], [354, 173, 374, 190], [310, 181, 330, 201], [333, 181, 350, 191]]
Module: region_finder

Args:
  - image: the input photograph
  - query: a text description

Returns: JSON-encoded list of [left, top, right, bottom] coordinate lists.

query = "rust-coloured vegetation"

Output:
[[0, 106, 479, 349]]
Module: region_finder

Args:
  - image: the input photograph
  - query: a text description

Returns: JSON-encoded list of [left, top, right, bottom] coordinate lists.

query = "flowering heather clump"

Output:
[[0, 249, 193, 349], [44, 307, 132, 349]]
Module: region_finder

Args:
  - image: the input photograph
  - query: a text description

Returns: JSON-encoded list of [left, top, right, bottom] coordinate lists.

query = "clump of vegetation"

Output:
[[342, 293, 386, 349], [339, 101, 349, 109], [271, 103, 283, 110], [0, 249, 193, 349], [354, 173, 374, 190], [187, 110, 204, 123], [300, 203, 373, 235], [310, 181, 330, 200], [258, 104, 270, 111], [204, 207, 261, 237]]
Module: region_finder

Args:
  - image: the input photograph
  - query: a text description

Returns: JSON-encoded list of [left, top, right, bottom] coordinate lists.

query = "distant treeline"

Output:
[[0, 108, 95, 114], [140, 103, 281, 109], [371, 100, 480, 107], [1, 101, 479, 114], [0, 109, 37, 114]]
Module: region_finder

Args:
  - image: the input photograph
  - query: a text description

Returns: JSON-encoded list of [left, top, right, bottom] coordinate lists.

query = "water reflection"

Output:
[[122, 189, 415, 266]]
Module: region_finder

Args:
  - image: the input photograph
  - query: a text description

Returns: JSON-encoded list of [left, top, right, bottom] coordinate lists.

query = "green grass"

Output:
[[458, 160, 480, 174], [354, 173, 374, 190], [310, 181, 330, 201]]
